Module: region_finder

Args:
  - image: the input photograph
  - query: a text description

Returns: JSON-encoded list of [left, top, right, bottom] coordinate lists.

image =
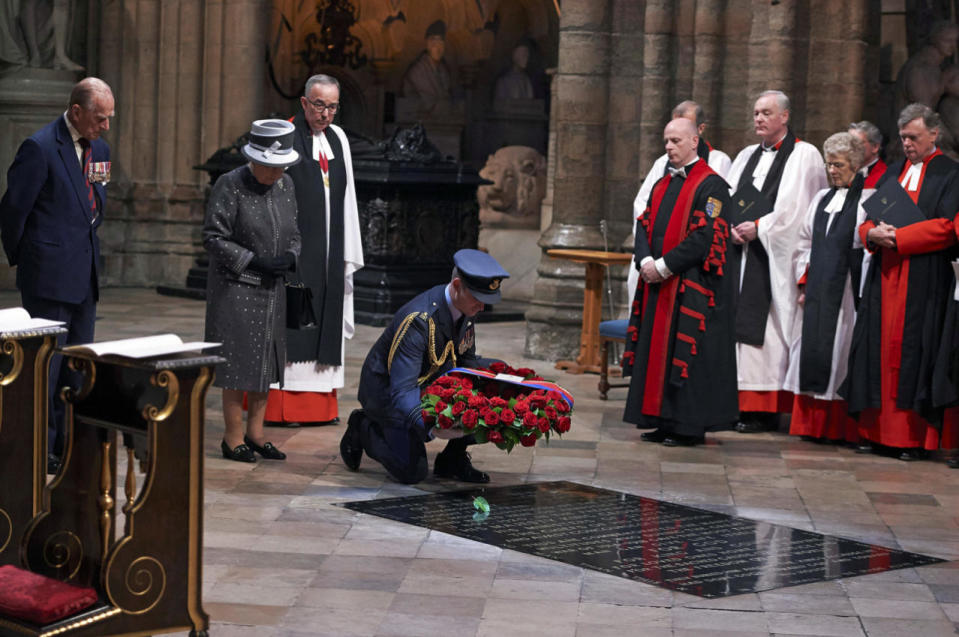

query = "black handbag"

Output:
[[285, 283, 317, 329]]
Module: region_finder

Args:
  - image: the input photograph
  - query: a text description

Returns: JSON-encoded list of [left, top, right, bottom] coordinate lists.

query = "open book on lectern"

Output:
[[63, 334, 220, 359], [0, 307, 65, 332]]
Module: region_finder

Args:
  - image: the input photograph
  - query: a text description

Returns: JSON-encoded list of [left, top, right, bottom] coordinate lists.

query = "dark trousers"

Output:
[[21, 289, 96, 457], [356, 410, 473, 484]]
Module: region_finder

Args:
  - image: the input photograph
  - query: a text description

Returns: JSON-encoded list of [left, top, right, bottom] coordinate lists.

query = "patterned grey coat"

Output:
[[203, 165, 301, 391]]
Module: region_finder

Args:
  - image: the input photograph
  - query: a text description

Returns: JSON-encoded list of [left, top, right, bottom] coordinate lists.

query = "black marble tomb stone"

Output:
[[341, 481, 946, 598], [352, 159, 483, 326]]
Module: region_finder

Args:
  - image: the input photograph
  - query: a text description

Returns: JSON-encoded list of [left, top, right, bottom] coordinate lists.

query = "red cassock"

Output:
[[847, 150, 959, 449]]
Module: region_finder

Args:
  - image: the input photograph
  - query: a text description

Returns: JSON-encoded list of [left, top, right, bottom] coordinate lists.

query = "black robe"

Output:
[[622, 160, 739, 434], [285, 114, 348, 366]]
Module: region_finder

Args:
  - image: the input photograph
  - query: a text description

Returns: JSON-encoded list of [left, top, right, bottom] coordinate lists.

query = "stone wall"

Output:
[[96, 0, 271, 288], [525, 0, 878, 361]]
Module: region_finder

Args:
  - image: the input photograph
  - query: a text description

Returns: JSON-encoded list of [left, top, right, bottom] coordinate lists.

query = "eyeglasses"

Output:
[[305, 99, 339, 114], [824, 161, 849, 169]]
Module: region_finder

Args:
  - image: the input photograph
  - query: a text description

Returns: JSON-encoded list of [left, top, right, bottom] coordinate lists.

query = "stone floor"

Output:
[[12, 288, 959, 637]]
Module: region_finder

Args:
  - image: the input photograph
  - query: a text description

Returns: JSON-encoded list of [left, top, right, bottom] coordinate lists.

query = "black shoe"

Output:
[[264, 420, 300, 428], [640, 429, 668, 443], [854, 442, 874, 454], [340, 410, 364, 471], [244, 436, 286, 460], [46, 453, 61, 475], [735, 420, 768, 434], [799, 435, 818, 443], [662, 434, 704, 447], [947, 458, 959, 469], [221, 440, 256, 463], [434, 450, 490, 483], [898, 449, 923, 462]]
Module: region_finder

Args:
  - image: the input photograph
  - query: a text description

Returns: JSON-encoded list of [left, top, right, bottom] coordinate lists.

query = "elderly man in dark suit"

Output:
[[340, 249, 509, 484], [0, 77, 114, 473]]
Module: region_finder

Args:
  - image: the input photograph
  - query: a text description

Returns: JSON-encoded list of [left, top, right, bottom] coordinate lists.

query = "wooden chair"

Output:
[[598, 319, 630, 400]]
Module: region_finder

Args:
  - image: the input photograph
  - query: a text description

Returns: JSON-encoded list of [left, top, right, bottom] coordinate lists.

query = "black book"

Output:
[[863, 177, 927, 228], [730, 182, 772, 223]]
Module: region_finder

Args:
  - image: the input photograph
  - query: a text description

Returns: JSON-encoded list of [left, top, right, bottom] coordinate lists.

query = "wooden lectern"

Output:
[[547, 249, 632, 374], [0, 349, 222, 637], [0, 324, 65, 568]]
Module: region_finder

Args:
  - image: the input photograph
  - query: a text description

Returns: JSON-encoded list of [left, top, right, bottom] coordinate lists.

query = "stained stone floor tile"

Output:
[[21, 289, 959, 636]]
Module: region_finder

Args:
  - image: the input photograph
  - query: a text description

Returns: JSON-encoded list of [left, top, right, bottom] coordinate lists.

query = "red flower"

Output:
[[451, 401, 467, 416], [461, 409, 479, 429], [488, 361, 508, 373], [435, 376, 458, 387], [435, 400, 448, 413], [500, 408, 516, 424], [484, 409, 500, 426], [548, 390, 563, 403], [523, 411, 538, 429], [516, 367, 536, 378], [488, 430, 504, 444], [489, 396, 508, 409], [422, 410, 436, 426], [538, 416, 549, 432], [555, 399, 570, 413], [529, 392, 548, 408], [456, 388, 473, 399], [437, 414, 454, 429], [458, 377, 473, 389], [520, 433, 537, 447], [513, 400, 530, 415], [544, 406, 558, 421], [439, 388, 456, 401], [468, 395, 488, 409], [556, 416, 571, 433]]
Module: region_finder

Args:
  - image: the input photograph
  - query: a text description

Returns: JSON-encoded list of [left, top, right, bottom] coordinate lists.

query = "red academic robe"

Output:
[[848, 149, 959, 449]]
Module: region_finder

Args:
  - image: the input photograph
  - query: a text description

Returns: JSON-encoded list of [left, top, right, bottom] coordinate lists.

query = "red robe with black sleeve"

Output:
[[842, 150, 959, 449], [622, 159, 738, 435]]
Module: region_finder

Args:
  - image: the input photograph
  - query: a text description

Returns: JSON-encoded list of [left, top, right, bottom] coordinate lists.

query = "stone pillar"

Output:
[[524, 0, 611, 360], [96, 0, 270, 287]]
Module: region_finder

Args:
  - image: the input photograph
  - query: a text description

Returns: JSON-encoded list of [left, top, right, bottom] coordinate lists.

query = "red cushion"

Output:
[[0, 565, 98, 625]]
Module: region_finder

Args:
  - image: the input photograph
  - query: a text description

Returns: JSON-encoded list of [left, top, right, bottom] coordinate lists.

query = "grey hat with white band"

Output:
[[242, 119, 301, 168]]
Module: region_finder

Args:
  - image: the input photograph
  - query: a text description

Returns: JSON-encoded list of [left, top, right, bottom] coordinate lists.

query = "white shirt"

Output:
[[63, 112, 83, 164]]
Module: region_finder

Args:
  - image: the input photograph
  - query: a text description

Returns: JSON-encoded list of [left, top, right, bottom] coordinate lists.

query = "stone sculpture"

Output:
[[478, 146, 546, 229]]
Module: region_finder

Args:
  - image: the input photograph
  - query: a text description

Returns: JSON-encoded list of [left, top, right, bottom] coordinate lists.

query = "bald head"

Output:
[[69, 77, 113, 111], [664, 117, 699, 168]]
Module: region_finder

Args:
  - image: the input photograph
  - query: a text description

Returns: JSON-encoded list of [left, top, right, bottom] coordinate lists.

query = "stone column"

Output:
[[97, 0, 270, 287], [525, 0, 612, 360]]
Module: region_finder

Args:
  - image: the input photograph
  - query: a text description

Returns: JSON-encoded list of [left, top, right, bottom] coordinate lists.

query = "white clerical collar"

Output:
[[444, 284, 463, 324], [667, 157, 698, 178], [824, 187, 847, 213], [311, 128, 336, 161], [859, 157, 878, 176], [900, 153, 931, 192]]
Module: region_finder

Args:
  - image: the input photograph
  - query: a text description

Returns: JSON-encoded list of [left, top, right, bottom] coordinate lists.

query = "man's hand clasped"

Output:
[[867, 222, 897, 249]]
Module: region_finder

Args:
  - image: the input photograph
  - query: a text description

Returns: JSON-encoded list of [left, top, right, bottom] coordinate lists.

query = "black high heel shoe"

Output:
[[244, 436, 286, 460], [221, 440, 256, 463]]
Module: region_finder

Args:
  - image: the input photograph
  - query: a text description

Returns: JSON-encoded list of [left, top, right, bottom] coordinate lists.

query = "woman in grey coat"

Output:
[[204, 119, 301, 463]]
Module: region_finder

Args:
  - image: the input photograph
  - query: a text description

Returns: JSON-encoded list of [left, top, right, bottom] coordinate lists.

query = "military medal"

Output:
[[87, 160, 111, 185]]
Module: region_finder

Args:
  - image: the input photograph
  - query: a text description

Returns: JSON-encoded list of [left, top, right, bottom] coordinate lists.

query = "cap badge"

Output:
[[489, 279, 501, 291]]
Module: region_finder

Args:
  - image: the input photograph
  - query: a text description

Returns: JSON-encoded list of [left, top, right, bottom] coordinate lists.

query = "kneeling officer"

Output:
[[340, 249, 509, 484]]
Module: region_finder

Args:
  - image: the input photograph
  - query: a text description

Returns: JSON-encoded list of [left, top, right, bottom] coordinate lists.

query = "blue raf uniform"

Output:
[[342, 249, 509, 484]]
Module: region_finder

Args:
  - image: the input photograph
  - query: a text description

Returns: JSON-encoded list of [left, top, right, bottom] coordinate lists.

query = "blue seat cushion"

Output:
[[599, 319, 628, 339]]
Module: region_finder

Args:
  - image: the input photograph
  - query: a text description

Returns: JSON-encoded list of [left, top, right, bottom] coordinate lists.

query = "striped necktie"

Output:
[[79, 138, 97, 223]]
